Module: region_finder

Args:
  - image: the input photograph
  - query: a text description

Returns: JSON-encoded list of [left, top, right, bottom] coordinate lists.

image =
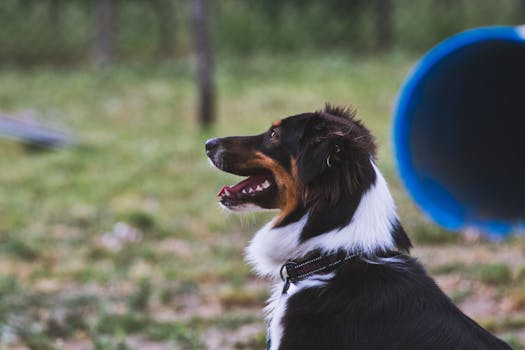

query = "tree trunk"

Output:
[[153, 0, 176, 55], [94, 0, 114, 65], [47, 0, 60, 36], [375, 0, 393, 52], [190, 0, 215, 127]]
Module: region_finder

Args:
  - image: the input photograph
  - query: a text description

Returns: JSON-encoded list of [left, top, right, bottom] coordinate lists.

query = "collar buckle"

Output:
[[279, 262, 296, 282]]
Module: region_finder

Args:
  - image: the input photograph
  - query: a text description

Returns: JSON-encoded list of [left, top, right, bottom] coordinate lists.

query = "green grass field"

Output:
[[1, 55, 524, 349]]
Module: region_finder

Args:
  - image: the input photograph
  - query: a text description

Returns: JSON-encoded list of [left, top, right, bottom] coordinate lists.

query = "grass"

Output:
[[0, 54, 524, 348], [432, 261, 514, 285], [474, 263, 513, 285]]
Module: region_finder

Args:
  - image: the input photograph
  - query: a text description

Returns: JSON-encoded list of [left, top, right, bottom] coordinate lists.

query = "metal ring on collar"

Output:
[[326, 155, 332, 168], [279, 262, 296, 281]]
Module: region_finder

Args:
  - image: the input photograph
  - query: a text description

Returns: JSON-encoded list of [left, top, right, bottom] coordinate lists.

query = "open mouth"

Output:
[[218, 172, 276, 208]]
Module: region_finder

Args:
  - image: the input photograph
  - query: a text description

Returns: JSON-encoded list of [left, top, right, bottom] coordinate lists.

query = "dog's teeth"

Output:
[[256, 185, 262, 191], [262, 180, 270, 189], [248, 188, 254, 193], [242, 189, 247, 194], [224, 189, 231, 196]]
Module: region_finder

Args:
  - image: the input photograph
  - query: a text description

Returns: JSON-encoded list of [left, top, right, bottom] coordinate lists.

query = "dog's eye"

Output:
[[269, 129, 279, 140]]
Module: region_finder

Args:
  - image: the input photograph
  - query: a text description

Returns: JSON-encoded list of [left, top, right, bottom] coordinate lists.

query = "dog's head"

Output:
[[206, 105, 377, 222]]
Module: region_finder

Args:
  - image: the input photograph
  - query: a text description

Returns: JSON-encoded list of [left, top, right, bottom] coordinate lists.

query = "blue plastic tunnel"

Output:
[[393, 26, 525, 237]]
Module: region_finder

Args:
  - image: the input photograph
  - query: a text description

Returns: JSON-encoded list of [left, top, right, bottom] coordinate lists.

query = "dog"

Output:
[[205, 105, 513, 350]]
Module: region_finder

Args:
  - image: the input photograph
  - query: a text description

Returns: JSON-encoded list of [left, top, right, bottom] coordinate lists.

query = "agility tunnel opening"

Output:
[[394, 26, 525, 235]]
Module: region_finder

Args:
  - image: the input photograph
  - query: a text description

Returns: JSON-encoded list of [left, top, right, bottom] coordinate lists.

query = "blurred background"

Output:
[[1, 0, 525, 349]]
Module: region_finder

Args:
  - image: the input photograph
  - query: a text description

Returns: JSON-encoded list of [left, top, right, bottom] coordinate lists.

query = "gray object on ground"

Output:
[[0, 113, 74, 148]]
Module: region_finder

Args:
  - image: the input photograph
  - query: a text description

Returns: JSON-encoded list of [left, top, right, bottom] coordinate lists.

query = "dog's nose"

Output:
[[205, 138, 219, 155]]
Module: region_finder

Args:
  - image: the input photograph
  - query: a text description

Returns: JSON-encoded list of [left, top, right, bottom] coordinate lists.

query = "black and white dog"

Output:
[[205, 105, 512, 350]]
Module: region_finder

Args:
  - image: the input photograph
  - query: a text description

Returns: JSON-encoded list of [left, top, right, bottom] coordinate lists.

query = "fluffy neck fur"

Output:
[[246, 162, 400, 279]]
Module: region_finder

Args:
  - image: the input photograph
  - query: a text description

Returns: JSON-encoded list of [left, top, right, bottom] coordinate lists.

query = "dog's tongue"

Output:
[[217, 185, 230, 197], [218, 175, 270, 197]]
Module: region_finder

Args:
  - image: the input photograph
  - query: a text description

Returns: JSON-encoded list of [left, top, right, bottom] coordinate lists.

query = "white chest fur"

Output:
[[266, 282, 290, 350], [266, 274, 335, 350]]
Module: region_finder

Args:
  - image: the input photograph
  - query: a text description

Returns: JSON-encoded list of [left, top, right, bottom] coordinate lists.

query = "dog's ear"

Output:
[[297, 129, 350, 185], [297, 116, 377, 186]]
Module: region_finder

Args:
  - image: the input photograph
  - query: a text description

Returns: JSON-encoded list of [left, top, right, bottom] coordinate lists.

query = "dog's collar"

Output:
[[279, 251, 355, 294], [279, 250, 406, 294]]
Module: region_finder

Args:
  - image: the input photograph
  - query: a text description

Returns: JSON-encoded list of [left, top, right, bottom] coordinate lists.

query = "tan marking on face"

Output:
[[271, 120, 282, 127], [277, 157, 300, 223], [252, 152, 300, 225]]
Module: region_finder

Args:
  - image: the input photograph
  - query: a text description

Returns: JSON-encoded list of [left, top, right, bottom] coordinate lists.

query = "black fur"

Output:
[[391, 219, 412, 252], [280, 256, 512, 350]]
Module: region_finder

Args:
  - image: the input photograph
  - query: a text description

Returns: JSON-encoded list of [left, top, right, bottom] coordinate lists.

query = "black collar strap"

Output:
[[279, 251, 356, 294]]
